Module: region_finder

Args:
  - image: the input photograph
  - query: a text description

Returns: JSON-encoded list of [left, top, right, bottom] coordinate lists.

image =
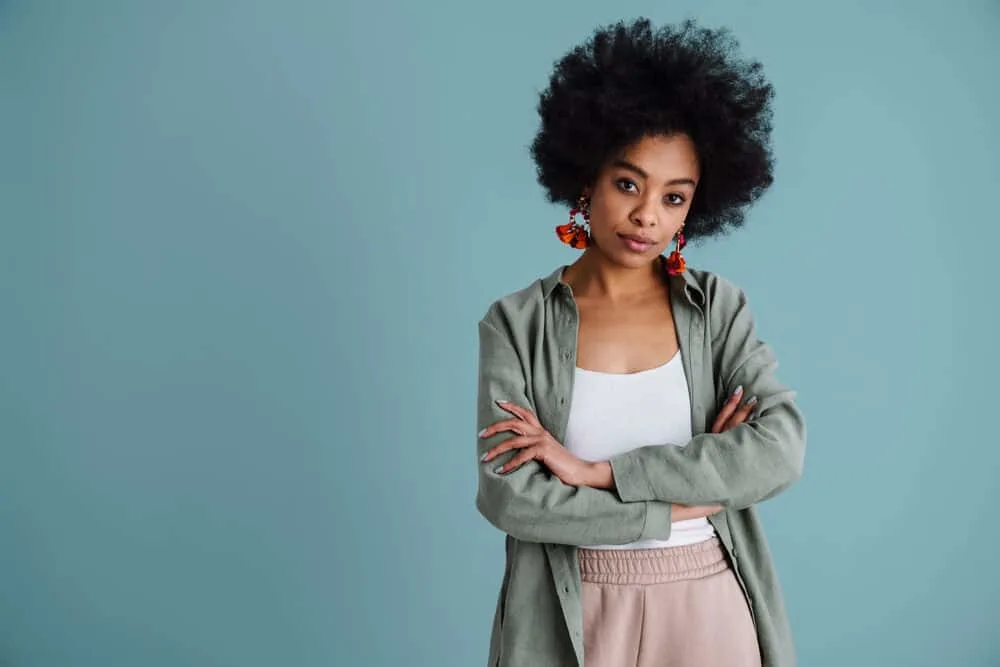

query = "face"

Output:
[[583, 133, 700, 268]]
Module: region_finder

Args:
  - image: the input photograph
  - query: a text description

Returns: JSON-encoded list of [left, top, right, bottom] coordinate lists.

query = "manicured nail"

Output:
[[494, 465, 504, 474], [480, 451, 489, 462], [745, 395, 758, 406], [732, 385, 744, 397], [478, 428, 487, 438], [495, 399, 507, 406]]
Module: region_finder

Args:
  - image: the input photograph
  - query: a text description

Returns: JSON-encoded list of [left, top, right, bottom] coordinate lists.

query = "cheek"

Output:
[[592, 194, 629, 221], [587, 202, 616, 231], [670, 202, 693, 226]]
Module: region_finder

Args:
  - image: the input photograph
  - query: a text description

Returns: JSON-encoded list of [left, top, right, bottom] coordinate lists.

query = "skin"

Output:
[[480, 133, 759, 520]]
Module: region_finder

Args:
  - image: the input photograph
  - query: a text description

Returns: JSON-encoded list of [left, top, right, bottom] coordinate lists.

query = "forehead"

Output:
[[614, 134, 700, 179]]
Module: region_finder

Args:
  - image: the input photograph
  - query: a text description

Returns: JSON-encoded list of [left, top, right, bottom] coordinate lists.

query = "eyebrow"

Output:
[[611, 159, 697, 187]]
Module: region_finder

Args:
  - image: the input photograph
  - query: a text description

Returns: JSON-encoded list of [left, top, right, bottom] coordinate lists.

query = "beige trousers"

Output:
[[579, 538, 761, 667]]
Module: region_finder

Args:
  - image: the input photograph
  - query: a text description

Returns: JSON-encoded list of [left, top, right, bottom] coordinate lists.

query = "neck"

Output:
[[562, 251, 666, 302]]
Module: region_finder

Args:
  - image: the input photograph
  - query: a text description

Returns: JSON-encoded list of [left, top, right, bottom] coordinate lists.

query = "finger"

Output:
[[724, 395, 758, 430], [478, 418, 537, 440], [494, 447, 539, 474], [481, 435, 541, 463], [496, 400, 541, 427], [711, 385, 744, 433]]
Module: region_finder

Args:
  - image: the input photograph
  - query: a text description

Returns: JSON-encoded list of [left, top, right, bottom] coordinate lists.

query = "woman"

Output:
[[474, 17, 806, 667]]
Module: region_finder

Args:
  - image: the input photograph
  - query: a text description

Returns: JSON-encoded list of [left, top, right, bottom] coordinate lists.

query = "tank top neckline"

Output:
[[574, 349, 681, 377]]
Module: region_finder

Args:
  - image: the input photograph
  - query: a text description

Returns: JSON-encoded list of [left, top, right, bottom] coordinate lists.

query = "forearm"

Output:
[[608, 396, 806, 509], [476, 459, 674, 545], [586, 462, 722, 520]]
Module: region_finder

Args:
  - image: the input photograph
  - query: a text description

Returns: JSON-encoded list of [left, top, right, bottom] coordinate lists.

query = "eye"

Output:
[[665, 193, 686, 206], [615, 178, 638, 194]]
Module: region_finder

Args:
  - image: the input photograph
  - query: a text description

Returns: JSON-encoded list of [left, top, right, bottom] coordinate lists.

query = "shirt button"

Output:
[[559, 397, 567, 406]]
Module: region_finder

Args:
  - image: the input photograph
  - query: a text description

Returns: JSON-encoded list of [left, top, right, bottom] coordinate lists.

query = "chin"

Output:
[[601, 246, 662, 268]]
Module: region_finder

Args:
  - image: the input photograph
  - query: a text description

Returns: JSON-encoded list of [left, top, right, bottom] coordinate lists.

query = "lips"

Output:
[[620, 234, 655, 244], [618, 233, 655, 253]]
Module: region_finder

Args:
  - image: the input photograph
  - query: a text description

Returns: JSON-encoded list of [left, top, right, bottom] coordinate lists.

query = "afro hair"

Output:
[[530, 18, 776, 241]]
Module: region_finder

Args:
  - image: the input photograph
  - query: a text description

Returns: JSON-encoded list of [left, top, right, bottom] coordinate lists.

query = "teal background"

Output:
[[2, 0, 998, 665]]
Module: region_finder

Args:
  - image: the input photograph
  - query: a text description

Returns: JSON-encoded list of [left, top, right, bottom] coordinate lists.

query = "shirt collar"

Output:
[[540, 255, 705, 308]]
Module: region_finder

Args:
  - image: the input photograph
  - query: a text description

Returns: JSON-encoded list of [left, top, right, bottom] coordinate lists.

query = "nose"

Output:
[[630, 197, 658, 228]]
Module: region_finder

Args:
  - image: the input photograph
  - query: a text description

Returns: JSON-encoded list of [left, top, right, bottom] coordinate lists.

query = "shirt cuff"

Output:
[[639, 501, 672, 541], [610, 451, 652, 503]]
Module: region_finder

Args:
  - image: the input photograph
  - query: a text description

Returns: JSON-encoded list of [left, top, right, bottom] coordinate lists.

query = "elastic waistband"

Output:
[[578, 538, 728, 585]]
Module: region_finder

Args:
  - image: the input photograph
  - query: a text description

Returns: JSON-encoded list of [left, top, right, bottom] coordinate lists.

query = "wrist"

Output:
[[587, 461, 615, 489]]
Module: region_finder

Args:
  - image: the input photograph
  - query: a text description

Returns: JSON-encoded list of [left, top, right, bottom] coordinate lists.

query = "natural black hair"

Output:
[[530, 18, 776, 240]]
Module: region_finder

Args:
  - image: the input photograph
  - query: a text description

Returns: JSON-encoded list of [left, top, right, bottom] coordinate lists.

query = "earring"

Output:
[[556, 195, 591, 249], [666, 228, 687, 275]]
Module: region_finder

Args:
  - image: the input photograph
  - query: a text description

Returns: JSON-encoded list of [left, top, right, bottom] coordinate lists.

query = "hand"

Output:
[[711, 385, 758, 434], [480, 400, 599, 487], [671, 503, 723, 520]]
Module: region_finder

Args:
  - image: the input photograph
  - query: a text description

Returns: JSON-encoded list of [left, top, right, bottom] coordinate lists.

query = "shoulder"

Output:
[[479, 268, 558, 333], [682, 267, 747, 312], [680, 267, 756, 341]]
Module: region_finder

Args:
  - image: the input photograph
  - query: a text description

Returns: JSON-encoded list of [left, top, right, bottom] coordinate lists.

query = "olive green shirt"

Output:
[[475, 261, 806, 666]]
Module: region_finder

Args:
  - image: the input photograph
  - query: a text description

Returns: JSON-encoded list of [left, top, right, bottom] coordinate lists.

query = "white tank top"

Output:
[[563, 351, 717, 549]]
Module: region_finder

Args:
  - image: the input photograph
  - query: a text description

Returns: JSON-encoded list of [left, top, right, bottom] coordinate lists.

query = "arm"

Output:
[[608, 284, 806, 510], [475, 313, 675, 545]]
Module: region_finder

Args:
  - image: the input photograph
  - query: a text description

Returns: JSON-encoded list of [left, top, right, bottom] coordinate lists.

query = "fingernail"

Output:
[[494, 465, 504, 474], [480, 451, 489, 462], [732, 385, 744, 397], [495, 399, 507, 406], [478, 428, 487, 438], [745, 395, 758, 406]]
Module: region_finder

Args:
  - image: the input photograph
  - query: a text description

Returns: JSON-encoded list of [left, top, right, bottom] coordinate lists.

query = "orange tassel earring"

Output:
[[665, 229, 687, 275], [556, 195, 591, 249]]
